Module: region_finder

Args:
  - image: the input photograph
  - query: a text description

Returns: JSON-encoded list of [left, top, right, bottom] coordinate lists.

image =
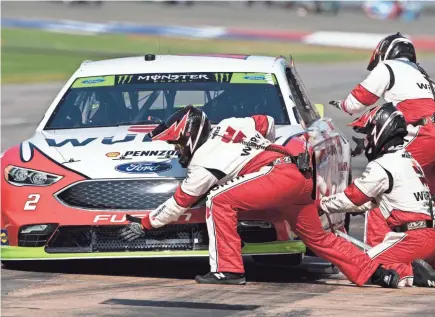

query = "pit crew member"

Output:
[[329, 32, 435, 194], [317, 103, 435, 287], [119, 105, 401, 287]]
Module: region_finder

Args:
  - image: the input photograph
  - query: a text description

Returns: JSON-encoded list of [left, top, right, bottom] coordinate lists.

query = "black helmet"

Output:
[[348, 103, 408, 161], [367, 32, 417, 71], [149, 105, 211, 168]]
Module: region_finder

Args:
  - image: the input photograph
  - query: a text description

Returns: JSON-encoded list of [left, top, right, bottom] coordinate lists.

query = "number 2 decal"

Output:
[[24, 194, 40, 210]]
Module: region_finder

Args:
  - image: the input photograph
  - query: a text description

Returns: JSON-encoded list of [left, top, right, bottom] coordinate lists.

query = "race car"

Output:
[[1, 54, 351, 266]]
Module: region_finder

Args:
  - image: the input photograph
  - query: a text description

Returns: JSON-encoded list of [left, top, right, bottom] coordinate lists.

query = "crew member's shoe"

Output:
[[412, 259, 435, 287], [370, 266, 400, 288], [195, 272, 246, 285]]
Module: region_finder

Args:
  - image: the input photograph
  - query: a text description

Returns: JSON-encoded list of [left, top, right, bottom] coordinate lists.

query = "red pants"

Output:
[[205, 163, 380, 286], [365, 208, 435, 280], [406, 123, 435, 194]]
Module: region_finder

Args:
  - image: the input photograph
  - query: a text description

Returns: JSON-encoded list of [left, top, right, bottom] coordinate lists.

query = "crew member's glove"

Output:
[[314, 199, 326, 216], [329, 100, 345, 112], [351, 136, 366, 157], [119, 214, 147, 242]]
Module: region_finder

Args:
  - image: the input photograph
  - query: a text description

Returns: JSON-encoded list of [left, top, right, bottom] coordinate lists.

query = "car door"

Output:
[[285, 65, 351, 231]]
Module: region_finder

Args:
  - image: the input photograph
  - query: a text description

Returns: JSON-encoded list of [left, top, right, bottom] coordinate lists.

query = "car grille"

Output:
[[44, 223, 277, 253], [55, 179, 197, 210]]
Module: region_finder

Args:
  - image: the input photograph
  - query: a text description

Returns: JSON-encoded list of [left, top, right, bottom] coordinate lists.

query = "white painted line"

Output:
[[2, 118, 28, 126]]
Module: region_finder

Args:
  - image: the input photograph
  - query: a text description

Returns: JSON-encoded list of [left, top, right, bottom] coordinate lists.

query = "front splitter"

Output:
[[1, 240, 306, 260]]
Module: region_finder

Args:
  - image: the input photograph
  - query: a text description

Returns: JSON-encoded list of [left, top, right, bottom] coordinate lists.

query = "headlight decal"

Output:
[[5, 166, 63, 187], [20, 141, 34, 163]]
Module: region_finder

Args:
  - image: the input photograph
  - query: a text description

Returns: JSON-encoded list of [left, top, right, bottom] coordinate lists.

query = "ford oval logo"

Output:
[[82, 78, 105, 84], [243, 75, 265, 80], [115, 162, 172, 174]]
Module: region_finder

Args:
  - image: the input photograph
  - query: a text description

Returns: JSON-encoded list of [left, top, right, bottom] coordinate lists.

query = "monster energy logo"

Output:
[[214, 73, 231, 83], [117, 75, 133, 84]]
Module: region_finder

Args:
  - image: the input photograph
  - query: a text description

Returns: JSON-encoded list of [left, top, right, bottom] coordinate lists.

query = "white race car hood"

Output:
[[24, 125, 305, 179], [25, 127, 184, 179]]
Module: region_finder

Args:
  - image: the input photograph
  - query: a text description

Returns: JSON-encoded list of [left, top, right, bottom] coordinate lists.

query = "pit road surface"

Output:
[[2, 60, 435, 317]]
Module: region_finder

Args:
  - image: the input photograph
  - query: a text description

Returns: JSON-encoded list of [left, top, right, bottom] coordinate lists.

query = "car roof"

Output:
[[74, 54, 289, 77]]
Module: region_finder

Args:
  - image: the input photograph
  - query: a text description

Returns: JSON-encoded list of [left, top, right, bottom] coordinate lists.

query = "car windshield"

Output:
[[44, 72, 289, 130]]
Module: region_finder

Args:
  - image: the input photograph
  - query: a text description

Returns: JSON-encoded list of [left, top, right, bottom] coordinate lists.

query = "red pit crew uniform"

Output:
[[320, 149, 435, 287], [141, 115, 392, 286], [340, 59, 435, 193]]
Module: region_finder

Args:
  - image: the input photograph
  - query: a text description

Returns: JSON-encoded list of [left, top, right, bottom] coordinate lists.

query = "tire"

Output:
[[252, 253, 303, 267], [1, 260, 24, 270]]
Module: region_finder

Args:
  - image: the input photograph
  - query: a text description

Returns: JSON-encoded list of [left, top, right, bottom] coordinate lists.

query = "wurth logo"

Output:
[[413, 191, 431, 202], [417, 83, 433, 90]]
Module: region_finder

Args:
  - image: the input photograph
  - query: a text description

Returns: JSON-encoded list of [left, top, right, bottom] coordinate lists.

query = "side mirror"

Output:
[[314, 103, 324, 118]]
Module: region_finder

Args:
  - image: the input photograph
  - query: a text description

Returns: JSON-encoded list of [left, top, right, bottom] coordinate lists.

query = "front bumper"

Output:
[[1, 241, 305, 261]]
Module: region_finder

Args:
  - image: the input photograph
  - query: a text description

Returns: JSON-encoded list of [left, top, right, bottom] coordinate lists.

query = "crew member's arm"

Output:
[[141, 165, 220, 229], [251, 115, 276, 142], [319, 161, 390, 214], [339, 63, 391, 115]]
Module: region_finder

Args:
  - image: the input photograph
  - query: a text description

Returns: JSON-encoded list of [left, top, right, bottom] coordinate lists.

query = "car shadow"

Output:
[[2, 257, 332, 285]]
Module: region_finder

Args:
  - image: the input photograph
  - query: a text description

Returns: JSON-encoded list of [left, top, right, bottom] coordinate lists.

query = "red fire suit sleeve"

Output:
[[341, 63, 391, 115], [319, 161, 390, 214], [143, 165, 219, 229], [251, 115, 276, 142]]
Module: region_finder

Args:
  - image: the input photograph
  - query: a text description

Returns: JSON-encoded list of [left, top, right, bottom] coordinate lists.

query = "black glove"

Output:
[[119, 214, 146, 242], [351, 136, 366, 157], [329, 100, 344, 111]]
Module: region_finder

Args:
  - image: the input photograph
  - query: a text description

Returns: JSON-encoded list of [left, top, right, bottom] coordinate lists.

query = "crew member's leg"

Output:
[[204, 164, 308, 274], [367, 228, 435, 287], [364, 208, 391, 247], [288, 204, 382, 287]]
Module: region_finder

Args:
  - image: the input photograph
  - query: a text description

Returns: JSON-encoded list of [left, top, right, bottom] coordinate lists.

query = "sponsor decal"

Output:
[[74, 72, 275, 87], [106, 152, 121, 158], [82, 78, 105, 84], [93, 213, 192, 223], [241, 134, 262, 156], [72, 76, 115, 88], [1, 229, 8, 246], [417, 83, 433, 90], [46, 134, 149, 147], [138, 74, 209, 82], [115, 73, 214, 85], [413, 191, 431, 202], [272, 156, 294, 165], [407, 220, 428, 230], [111, 150, 179, 160], [117, 75, 133, 84], [115, 161, 172, 174], [243, 75, 265, 80], [215, 73, 231, 83]]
